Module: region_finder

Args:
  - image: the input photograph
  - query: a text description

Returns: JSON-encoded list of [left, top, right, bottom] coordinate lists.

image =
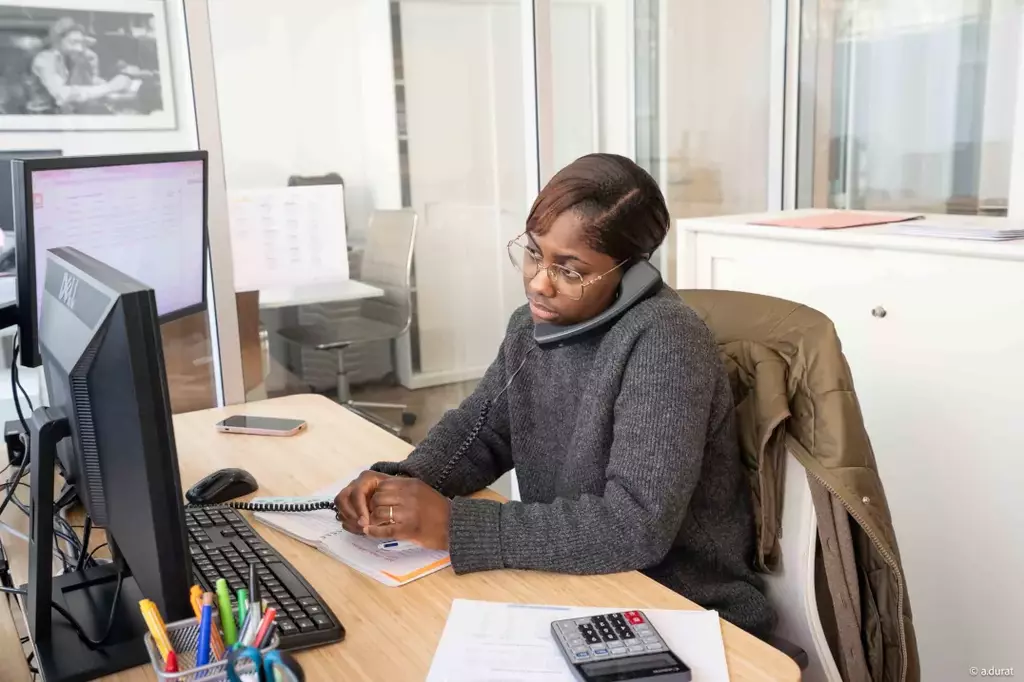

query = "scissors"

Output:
[[226, 646, 305, 682]]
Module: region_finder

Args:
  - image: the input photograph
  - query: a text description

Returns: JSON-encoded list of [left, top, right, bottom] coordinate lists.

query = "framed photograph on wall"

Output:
[[0, 0, 177, 130]]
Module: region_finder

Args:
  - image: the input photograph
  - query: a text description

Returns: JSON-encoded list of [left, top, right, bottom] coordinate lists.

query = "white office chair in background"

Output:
[[278, 209, 418, 436]]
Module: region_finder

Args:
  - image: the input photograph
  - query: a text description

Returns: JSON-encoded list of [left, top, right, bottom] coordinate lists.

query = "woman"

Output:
[[336, 154, 774, 636]]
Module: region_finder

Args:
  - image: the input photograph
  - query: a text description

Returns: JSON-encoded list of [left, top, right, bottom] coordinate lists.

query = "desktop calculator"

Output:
[[551, 611, 692, 682]]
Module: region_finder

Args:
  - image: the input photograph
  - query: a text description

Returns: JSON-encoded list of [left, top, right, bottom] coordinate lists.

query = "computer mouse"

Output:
[[186, 468, 258, 505]]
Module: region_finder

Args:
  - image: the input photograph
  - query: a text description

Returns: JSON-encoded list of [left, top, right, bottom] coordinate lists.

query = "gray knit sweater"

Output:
[[372, 287, 775, 636]]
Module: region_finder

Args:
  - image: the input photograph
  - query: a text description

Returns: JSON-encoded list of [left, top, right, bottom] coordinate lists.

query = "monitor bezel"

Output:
[[16, 150, 209, 367]]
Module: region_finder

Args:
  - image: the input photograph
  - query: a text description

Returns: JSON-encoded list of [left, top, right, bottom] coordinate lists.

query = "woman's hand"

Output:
[[364, 477, 452, 551], [334, 470, 391, 534]]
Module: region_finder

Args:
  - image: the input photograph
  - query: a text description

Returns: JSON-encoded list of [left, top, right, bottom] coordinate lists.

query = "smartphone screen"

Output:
[[218, 416, 306, 432]]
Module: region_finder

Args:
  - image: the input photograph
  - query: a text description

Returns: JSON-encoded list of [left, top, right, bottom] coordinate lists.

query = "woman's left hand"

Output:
[[364, 477, 452, 551]]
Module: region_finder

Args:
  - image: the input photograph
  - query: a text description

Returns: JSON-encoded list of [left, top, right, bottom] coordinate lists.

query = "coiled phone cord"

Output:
[[433, 346, 535, 493]]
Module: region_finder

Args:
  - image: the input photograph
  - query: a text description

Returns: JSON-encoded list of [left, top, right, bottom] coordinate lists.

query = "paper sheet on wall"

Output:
[[427, 599, 730, 682], [228, 185, 349, 291]]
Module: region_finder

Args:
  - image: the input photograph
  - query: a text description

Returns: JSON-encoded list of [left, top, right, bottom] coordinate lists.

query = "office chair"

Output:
[[277, 210, 418, 436], [680, 289, 918, 682]]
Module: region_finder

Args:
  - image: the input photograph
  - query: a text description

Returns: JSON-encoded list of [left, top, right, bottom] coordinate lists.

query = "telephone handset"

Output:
[[533, 259, 663, 347]]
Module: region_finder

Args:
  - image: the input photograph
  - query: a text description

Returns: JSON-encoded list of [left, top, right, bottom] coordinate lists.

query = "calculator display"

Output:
[[581, 653, 680, 675]]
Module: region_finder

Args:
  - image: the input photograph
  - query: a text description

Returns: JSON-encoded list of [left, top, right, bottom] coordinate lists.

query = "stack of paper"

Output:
[[427, 599, 730, 682], [885, 218, 1024, 241], [250, 476, 450, 587]]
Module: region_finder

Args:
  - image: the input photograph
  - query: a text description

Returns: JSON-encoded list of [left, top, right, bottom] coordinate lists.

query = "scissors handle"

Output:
[[226, 646, 265, 682], [262, 650, 305, 682]]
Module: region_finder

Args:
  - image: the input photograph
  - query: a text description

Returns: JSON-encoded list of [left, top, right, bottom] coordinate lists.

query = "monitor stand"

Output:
[[24, 407, 151, 682]]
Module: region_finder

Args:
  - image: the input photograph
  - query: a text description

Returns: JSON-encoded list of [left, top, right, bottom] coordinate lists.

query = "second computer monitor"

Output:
[[14, 151, 208, 366]]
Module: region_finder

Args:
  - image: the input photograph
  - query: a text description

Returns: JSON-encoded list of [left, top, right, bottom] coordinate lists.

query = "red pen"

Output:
[[250, 607, 277, 647]]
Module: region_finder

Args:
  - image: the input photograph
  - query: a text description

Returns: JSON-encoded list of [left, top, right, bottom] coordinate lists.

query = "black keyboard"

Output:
[[185, 505, 345, 651]]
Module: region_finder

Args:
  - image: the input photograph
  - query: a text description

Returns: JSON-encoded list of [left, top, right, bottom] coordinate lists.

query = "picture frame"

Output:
[[0, 0, 177, 131]]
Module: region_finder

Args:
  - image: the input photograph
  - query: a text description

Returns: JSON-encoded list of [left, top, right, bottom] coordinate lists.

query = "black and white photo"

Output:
[[0, 0, 176, 130]]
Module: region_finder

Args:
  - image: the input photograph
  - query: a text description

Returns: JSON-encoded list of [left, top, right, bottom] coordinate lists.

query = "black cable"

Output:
[[75, 517, 91, 571], [9, 339, 29, 436], [0, 454, 29, 520], [85, 543, 108, 563], [50, 567, 124, 647]]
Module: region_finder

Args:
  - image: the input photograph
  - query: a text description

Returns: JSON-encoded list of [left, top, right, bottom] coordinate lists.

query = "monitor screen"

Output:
[[27, 157, 205, 323]]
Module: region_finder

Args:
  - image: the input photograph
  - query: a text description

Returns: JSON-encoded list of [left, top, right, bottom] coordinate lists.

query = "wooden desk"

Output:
[[1, 394, 798, 681]]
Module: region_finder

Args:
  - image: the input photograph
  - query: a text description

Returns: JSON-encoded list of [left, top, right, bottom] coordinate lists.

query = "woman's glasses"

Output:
[[507, 233, 623, 301]]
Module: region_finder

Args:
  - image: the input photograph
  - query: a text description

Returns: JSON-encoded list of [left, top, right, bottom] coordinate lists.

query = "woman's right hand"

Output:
[[334, 471, 391, 534]]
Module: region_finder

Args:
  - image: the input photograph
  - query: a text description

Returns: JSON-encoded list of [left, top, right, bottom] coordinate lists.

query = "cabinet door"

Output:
[[867, 251, 1024, 681], [692, 233, 878, 363]]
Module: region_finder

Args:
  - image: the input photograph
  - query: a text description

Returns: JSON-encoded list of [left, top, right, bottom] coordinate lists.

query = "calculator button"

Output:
[[600, 631, 619, 642], [610, 646, 627, 656], [618, 630, 636, 640], [634, 624, 652, 634], [645, 642, 664, 651], [574, 651, 591, 660], [558, 622, 576, 633], [624, 611, 645, 625], [592, 648, 609, 657], [627, 645, 645, 654], [568, 637, 585, 647]]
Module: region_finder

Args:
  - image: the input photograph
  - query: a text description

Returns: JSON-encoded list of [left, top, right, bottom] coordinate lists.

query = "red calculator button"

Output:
[[624, 611, 644, 624]]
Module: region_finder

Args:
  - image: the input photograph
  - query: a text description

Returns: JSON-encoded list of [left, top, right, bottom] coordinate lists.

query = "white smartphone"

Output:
[[215, 415, 307, 437]]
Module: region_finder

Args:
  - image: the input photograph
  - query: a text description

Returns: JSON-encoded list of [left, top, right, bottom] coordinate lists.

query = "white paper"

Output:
[[228, 185, 349, 291], [252, 476, 450, 587], [427, 600, 730, 682]]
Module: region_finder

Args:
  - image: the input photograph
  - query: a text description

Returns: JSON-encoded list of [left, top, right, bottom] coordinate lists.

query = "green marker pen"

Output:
[[215, 578, 238, 646], [236, 588, 249, 629]]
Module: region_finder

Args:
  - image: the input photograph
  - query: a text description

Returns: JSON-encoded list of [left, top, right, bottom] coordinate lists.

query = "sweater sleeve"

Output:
[[370, 318, 526, 497], [447, 318, 719, 574]]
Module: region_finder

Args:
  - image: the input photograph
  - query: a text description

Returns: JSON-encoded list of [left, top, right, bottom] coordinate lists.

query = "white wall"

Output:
[[0, 0, 198, 156], [207, 0, 400, 243]]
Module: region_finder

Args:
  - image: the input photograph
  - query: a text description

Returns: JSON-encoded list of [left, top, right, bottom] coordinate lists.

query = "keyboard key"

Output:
[[311, 613, 333, 630], [277, 620, 298, 636], [298, 597, 318, 607], [304, 605, 324, 616], [268, 563, 311, 598], [284, 604, 303, 615], [295, 618, 315, 633]]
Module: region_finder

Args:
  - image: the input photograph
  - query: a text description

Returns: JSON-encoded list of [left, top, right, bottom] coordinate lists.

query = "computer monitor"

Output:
[[13, 151, 208, 366], [26, 247, 191, 681], [0, 150, 61, 302]]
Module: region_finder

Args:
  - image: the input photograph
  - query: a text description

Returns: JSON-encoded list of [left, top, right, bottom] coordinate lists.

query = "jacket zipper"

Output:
[[806, 469, 907, 682]]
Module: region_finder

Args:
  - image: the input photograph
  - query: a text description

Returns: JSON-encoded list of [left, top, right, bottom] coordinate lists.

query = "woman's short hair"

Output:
[[525, 153, 669, 262]]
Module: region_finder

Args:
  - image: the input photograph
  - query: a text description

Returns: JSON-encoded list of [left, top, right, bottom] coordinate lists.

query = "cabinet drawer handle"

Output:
[[871, 306, 887, 319]]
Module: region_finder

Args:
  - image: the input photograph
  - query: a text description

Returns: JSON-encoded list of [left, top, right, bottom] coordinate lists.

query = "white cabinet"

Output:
[[678, 211, 1024, 682]]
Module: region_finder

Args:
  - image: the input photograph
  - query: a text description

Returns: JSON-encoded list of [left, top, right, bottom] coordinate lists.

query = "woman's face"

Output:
[[524, 211, 623, 325]]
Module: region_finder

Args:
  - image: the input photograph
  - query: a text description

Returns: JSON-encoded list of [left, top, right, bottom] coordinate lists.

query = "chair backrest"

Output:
[[287, 173, 349, 246], [359, 209, 417, 333]]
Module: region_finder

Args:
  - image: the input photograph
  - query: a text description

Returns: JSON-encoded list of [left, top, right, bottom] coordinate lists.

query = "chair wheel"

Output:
[[401, 412, 417, 426]]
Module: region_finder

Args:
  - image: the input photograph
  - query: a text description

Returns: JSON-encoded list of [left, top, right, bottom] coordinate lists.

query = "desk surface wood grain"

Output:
[[1, 394, 798, 681]]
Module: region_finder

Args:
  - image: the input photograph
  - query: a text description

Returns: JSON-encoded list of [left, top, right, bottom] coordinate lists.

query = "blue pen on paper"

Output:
[[377, 540, 417, 551]]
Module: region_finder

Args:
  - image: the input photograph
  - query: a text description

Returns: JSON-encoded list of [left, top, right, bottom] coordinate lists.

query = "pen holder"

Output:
[[144, 614, 280, 682]]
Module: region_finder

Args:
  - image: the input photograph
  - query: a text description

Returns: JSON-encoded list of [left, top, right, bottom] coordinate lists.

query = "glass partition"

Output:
[[210, 0, 534, 447]]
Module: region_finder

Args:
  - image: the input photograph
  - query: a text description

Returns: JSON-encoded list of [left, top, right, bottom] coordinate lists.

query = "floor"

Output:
[[349, 379, 479, 444]]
